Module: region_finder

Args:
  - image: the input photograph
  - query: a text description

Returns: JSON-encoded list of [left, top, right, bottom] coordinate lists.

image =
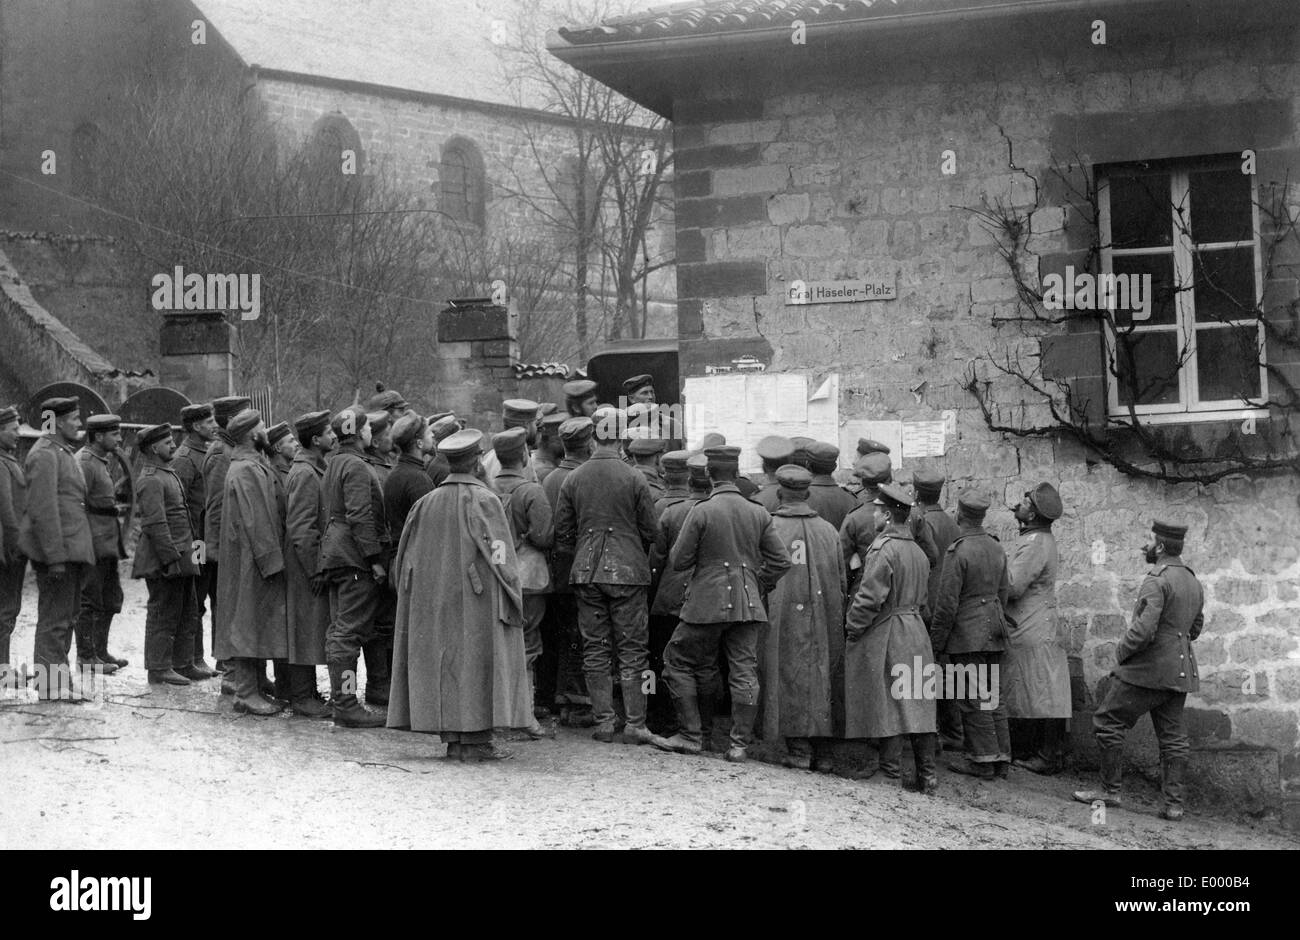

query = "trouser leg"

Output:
[[577, 584, 616, 728], [33, 562, 83, 698], [722, 621, 759, 751], [325, 570, 380, 665], [169, 577, 198, 670], [663, 621, 723, 744], [144, 577, 184, 672], [1150, 691, 1189, 811], [0, 557, 26, 665], [878, 735, 903, 779], [912, 733, 937, 786], [521, 593, 546, 720], [551, 592, 589, 707], [951, 651, 1004, 762], [94, 559, 124, 664], [935, 653, 964, 747]]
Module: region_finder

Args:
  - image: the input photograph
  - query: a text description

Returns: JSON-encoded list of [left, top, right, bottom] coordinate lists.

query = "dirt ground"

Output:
[[2, 575, 1296, 850]]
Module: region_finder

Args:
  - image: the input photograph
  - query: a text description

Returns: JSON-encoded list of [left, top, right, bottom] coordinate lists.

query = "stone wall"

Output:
[[669, 22, 1300, 822]]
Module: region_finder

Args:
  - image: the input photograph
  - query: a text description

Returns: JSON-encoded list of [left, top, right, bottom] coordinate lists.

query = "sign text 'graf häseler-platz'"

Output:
[[785, 277, 897, 305]]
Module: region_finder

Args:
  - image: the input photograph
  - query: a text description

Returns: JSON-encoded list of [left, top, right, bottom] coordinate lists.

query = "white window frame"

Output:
[[1099, 160, 1268, 426]]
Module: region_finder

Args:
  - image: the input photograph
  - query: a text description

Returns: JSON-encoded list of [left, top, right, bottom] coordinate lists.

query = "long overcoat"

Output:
[[1004, 526, 1071, 718], [386, 474, 530, 734], [758, 501, 846, 740], [213, 445, 288, 660], [284, 450, 329, 665]]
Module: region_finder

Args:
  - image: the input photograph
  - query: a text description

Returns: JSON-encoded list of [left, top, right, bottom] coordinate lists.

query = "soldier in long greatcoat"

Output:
[[1005, 482, 1071, 774], [0, 405, 27, 681], [914, 467, 963, 751], [283, 411, 334, 718], [758, 465, 846, 772], [203, 394, 251, 681], [843, 482, 937, 791], [213, 409, 289, 716], [387, 429, 530, 760]]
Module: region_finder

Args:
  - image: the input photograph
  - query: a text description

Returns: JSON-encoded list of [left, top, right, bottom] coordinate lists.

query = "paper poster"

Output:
[[840, 420, 904, 465], [902, 420, 946, 458]]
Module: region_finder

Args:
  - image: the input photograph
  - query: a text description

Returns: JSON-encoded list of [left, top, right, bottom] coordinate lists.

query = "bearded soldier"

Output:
[[387, 429, 530, 761], [758, 465, 846, 773], [1074, 520, 1203, 821]]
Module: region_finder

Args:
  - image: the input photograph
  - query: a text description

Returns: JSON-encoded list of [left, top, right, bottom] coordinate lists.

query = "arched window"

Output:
[[305, 114, 363, 206], [440, 138, 485, 228], [72, 122, 101, 195]]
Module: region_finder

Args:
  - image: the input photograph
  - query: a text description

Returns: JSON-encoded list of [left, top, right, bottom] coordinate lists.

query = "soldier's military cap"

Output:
[[622, 374, 654, 395], [266, 422, 292, 446], [85, 413, 121, 433], [365, 411, 391, 435], [775, 464, 812, 491], [805, 440, 840, 470], [213, 396, 251, 422], [431, 415, 460, 442], [857, 438, 891, 456], [539, 402, 559, 417], [0, 405, 20, 426], [699, 432, 726, 449], [661, 450, 690, 472], [1028, 482, 1063, 521], [755, 435, 795, 463], [686, 451, 709, 479], [331, 406, 368, 438], [426, 411, 454, 426], [367, 387, 408, 412], [541, 412, 568, 431], [502, 399, 540, 423], [875, 481, 914, 511], [137, 423, 173, 450], [227, 408, 262, 439], [623, 425, 654, 441], [592, 407, 624, 442], [705, 445, 741, 469], [1152, 519, 1188, 541], [41, 397, 80, 417], [559, 416, 594, 442], [438, 428, 484, 458], [628, 437, 665, 456], [392, 413, 427, 450], [180, 403, 213, 425], [788, 436, 815, 464], [957, 490, 991, 521], [492, 426, 528, 460], [854, 452, 893, 485], [294, 410, 331, 440], [913, 467, 946, 496], [562, 379, 598, 400]]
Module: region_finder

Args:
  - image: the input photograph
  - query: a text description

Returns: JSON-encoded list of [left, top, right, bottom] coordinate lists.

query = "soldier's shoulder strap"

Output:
[[1148, 564, 1168, 577]]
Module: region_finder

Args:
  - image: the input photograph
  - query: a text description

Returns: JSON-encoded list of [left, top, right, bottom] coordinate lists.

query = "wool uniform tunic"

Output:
[[842, 525, 935, 738]]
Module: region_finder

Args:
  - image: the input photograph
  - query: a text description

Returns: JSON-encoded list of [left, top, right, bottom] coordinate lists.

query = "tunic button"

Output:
[[724, 562, 730, 567], [1179, 654, 1184, 659], [607, 528, 613, 532], [726, 604, 733, 609], [1179, 672, 1185, 678], [796, 603, 804, 611]]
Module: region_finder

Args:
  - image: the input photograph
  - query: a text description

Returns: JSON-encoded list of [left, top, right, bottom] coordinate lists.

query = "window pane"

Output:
[[1189, 167, 1253, 244], [1111, 253, 1177, 327], [1115, 331, 1182, 407], [1196, 325, 1261, 402], [1108, 172, 1172, 249], [1193, 247, 1256, 323]]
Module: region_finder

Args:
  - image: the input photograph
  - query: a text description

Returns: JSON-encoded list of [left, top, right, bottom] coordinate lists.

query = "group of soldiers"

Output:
[[0, 372, 1204, 818]]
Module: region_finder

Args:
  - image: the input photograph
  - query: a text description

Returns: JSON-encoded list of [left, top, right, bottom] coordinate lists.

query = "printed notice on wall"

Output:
[[902, 420, 946, 458], [683, 372, 837, 473], [840, 419, 903, 463]]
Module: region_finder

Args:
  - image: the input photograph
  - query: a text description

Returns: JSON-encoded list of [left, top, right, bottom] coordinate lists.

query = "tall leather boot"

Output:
[[912, 733, 938, 794], [362, 638, 391, 707], [653, 693, 702, 755], [1073, 746, 1124, 807], [288, 664, 331, 719], [75, 610, 115, 674], [232, 658, 279, 716], [726, 702, 758, 763], [1160, 756, 1187, 821], [95, 612, 128, 669], [273, 660, 292, 703], [587, 672, 616, 742], [523, 665, 553, 739], [878, 736, 903, 780], [620, 677, 660, 745], [329, 658, 385, 728]]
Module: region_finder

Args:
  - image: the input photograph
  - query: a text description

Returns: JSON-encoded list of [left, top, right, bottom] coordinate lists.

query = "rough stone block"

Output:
[[784, 225, 850, 258], [679, 262, 768, 300], [675, 171, 712, 199], [1229, 633, 1298, 663], [768, 193, 811, 226], [677, 229, 706, 264], [1211, 578, 1269, 607], [674, 143, 762, 173], [714, 163, 791, 197], [437, 304, 511, 343], [676, 195, 768, 230]]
